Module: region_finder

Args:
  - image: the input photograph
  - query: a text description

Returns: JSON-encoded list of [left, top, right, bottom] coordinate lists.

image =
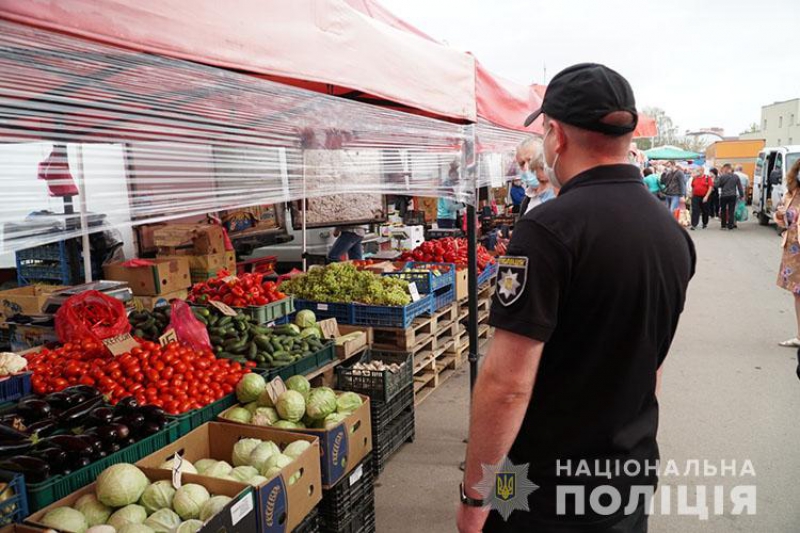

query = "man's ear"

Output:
[[552, 121, 567, 155]]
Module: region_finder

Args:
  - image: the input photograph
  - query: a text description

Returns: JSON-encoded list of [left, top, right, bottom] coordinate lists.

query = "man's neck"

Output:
[[557, 155, 630, 186]]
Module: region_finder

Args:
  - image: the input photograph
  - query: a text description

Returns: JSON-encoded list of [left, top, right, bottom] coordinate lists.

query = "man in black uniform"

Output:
[[457, 64, 696, 533]]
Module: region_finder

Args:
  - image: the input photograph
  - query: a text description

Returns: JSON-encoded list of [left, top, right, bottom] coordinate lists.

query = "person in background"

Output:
[[642, 167, 663, 198], [675, 197, 691, 227], [508, 179, 526, 213], [775, 160, 800, 347], [437, 197, 463, 229], [689, 166, 714, 229], [660, 161, 685, 212], [708, 167, 720, 218], [516, 137, 557, 215], [734, 165, 750, 204], [327, 225, 367, 262], [716, 163, 744, 230]]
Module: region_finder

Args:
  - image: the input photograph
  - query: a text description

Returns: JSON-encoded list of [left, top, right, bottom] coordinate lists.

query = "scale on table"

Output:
[[41, 280, 133, 315]]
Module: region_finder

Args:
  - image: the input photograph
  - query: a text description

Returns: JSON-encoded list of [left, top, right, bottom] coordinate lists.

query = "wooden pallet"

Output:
[[372, 317, 433, 351]]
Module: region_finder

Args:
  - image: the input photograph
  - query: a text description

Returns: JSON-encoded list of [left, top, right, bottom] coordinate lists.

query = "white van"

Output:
[[752, 146, 800, 225]]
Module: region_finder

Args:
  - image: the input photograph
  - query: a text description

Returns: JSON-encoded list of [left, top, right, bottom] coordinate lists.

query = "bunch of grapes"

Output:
[[281, 263, 412, 306]]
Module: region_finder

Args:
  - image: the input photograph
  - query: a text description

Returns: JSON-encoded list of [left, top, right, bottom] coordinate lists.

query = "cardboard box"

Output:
[[0, 286, 65, 322], [132, 289, 189, 311], [0, 525, 47, 533], [336, 325, 372, 360], [137, 422, 321, 533], [219, 394, 372, 488], [10, 324, 58, 351], [454, 268, 468, 301], [159, 251, 236, 284], [104, 258, 191, 296], [25, 467, 258, 533], [154, 224, 226, 255]]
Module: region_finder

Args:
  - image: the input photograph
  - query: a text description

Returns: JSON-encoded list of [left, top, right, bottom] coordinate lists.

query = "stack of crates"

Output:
[[15, 239, 103, 286], [318, 454, 376, 533]]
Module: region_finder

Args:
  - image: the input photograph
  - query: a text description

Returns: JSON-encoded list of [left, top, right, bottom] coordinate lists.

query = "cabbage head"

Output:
[[305, 388, 337, 420], [193, 459, 218, 474], [336, 392, 362, 415], [138, 481, 176, 514], [282, 440, 311, 460], [275, 390, 306, 422], [256, 389, 275, 408], [285, 376, 311, 399], [323, 412, 348, 430], [96, 464, 149, 507], [247, 441, 281, 470], [172, 484, 210, 520], [251, 407, 279, 427], [230, 466, 259, 483], [243, 402, 259, 414], [199, 496, 232, 522], [74, 493, 111, 527], [236, 374, 266, 404], [294, 310, 317, 328], [86, 526, 115, 533], [117, 525, 154, 533], [107, 505, 147, 530], [174, 520, 203, 533], [248, 475, 268, 487], [143, 509, 181, 533], [203, 461, 232, 479], [272, 420, 304, 429], [42, 507, 88, 533], [221, 407, 252, 424], [260, 453, 294, 478], [231, 438, 262, 467]]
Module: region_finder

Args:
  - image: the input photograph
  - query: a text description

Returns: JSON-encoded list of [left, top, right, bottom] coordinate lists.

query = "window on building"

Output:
[[790, 138, 794, 145], [764, 119, 768, 129], [792, 114, 796, 125], [779, 116, 783, 128], [778, 139, 782, 145]]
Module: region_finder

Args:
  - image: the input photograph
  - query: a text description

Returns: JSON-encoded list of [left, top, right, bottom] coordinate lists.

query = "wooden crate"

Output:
[[372, 316, 433, 351]]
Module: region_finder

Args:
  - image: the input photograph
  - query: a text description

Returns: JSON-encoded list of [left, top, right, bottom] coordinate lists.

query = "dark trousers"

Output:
[[720, 196, 737, 229], [690, 196, 709, 228], [709, 190, 720, 217], [437, 218, 456, 229]]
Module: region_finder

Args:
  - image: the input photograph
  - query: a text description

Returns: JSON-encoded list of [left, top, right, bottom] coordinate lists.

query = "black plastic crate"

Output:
[[374, 407, 415, 477], [371, 384, 414, 437], [336, 351, 412, 403], [320, 493, 376, 533], [293, 507, 320, 533], [319, 454, 374, 525]]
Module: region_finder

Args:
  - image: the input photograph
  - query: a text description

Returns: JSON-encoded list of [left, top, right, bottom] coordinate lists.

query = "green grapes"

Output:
[[281, 263, 412, 306]]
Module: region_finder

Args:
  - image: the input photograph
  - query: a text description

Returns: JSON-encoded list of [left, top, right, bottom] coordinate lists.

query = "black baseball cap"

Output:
[[524, 63, 638, 136]]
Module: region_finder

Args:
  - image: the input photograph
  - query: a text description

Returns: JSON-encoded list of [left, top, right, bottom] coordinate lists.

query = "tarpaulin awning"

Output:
[[644, 145, 701, 160], [0, 0, 476, 122]]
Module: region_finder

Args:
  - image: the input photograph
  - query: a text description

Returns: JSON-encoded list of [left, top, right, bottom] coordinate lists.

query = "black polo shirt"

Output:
[[486, 164, 695, 530]]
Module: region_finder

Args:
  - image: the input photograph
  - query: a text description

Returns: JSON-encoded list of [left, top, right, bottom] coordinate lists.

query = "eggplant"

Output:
[[0, 414, 23, 427], [84, 407, 114, 427], [0, 421, 32, 441], [58, 396, 104, 428], [40, 435, 94, 457], [107, 442, 121, 454], [33, 447, 68, 465], [0, 455, 50, 483], [24, 419, 59, 440], [122, 437, 136, 447], [16, 399, 52, 423], [76, 434, 104, 456], [110, 423, 130, 441], [43, 392, 73, 411], [119, 413, 145, 431], [139, 420, 162, 437], [114, 397, 140, 415], [93, 425, 118, 445], [0, 438, 35, 457], [62, 385, 101, 400], [70, 456, 92, 470], [139, 405, 167, 423]]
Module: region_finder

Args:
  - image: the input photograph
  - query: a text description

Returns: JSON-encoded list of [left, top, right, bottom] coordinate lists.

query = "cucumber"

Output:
[[254, 336, 272, 350], [208, 314, 219, 326], [194, 314, 208, 325], [218, 316, 233, 327], [223, 338, 245, 351], [224, 331, 240, 340], [133, 328, 145, 338], [209, 335, 224, 346], [248, 343, 258, 359], [217, 351, 237, 359]]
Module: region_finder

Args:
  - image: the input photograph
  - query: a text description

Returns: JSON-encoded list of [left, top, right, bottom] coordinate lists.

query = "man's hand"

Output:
[[457, 504, 491, 533]]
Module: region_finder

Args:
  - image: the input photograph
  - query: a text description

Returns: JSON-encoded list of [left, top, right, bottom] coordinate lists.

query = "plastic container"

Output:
[[263, 341, 336, 381], [318, 454, 374, 526], [25, 420, 180, 512], [430, 285, 455, 313], [0, 373, 32, 404], [370, 385, 414, 437], [293, 507, 320, 533], [335, 351, 412, 403], [0, 470, 28, 524], [373, 407, 415, 477], [238, 296, 295, 324], [352, 295, 432, 329], [477, 262, 498, 286], [294, 300, 355, 325], [382, 262, 455, 293]]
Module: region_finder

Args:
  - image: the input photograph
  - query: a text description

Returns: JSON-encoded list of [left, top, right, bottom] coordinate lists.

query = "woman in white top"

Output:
[[515, 137, 558, 215]]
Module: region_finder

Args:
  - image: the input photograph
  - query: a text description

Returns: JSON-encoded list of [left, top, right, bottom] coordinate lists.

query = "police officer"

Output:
[[457, 64, 696, 533]]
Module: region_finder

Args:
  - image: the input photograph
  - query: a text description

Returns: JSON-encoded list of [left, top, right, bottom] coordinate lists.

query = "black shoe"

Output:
[[702, 225, 707, 229]]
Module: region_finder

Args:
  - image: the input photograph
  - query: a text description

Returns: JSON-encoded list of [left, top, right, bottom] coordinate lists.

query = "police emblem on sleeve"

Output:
[[496, 256, 528, 306]]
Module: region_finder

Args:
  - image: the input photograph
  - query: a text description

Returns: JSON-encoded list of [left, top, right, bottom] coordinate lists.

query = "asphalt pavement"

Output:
[[374, 216, 800, 532]]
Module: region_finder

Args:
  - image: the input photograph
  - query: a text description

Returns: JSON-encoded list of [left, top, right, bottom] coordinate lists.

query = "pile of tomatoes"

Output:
[[27, 339, 255, 414], [187, 272, 287, 308], [399, 237, 495, 272]]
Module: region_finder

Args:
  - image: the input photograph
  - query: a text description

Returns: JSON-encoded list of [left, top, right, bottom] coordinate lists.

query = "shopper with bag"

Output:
[[689, 167, 714, 229], [716, 163, 744, 230], [660, 162, 685, 212]]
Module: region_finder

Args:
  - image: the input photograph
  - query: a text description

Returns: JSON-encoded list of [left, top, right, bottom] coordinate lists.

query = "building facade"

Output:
[[741, 98, 800, 146]]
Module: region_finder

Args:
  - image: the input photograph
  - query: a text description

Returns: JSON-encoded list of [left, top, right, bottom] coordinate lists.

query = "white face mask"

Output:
[[542, 127, 562, 188]]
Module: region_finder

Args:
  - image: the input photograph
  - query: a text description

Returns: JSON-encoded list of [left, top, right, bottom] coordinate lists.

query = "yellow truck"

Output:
[[705, 139, 765, 201]]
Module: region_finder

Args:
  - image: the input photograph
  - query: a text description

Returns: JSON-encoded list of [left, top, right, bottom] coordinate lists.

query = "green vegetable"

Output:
[[281, 262, 412, 306], [143, 509, 181, 533], [221, 407, 252, 424], [285, 375, 311, 398], [96, 464, 149, 508], [193, 459, 219, 474], [323, 412, 348, 429], [74, 494, 111, 527], [107, 505, 147, 530], [230, 466, 259, 483], [42, 507, 88, 533], [276, 390, 306, 422], [138, 480, 176, 514], [336, 392, 363, 415], [299, 328, 320, 340], [199, 496, 232, 521], [306, 388, 337, 420], [174, 520, 204, 533], [203, 461, 232, 479], [236, 373, 266, 403], [232, 438, 262, 467], [173, 484, 210, 520], [86, 526, 115, 533], [282, 440, 312, 459], [272, 420, 305, 429], [260, 453, 294, 478], [251, 407, 279, 426], [117, 525, 154, 533], [294, 310, 317, 328], [256, 389, 275, 408], [248, 441, 281, 470], [248, 475, 268, 487]]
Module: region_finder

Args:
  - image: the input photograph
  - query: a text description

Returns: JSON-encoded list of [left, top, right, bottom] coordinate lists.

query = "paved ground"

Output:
[[374, 217, 800, 531]]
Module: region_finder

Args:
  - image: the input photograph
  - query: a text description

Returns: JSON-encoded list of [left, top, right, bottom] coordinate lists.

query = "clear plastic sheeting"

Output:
[[0, 21, 471, 255], [475, 120, 535, 190]]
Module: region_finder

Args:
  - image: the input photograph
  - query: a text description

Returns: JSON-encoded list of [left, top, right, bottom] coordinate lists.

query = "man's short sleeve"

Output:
[[488, 219, 572, 342]]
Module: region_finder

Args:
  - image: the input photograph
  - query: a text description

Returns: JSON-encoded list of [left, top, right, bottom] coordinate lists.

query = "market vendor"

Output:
[[327, 225, 367, 262], [457, 63, 695, 533], [437, 197, 463, 229]]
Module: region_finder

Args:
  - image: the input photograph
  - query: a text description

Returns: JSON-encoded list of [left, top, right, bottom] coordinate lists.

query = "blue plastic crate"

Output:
[[478, 262, 498, 287], [0, 373, 31, 404], [294, 299, 355, 324], [0, 471, 28, 524], [431, 285, 455, 313], [352, 294, 432, 329], [383, 262, 455, 293]]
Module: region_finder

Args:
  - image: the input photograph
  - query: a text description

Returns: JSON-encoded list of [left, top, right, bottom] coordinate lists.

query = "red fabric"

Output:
[[633, 114, 658, 138], [121, 259, 156, 267], [691, 175, 713, 197], [37, 145, 79, 197], [475, 61, 544, 134]]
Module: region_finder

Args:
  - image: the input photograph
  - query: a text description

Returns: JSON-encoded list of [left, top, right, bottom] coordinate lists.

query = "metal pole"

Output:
[[75, 144, 93, 283], [463, 125, 479, 392], [302, 152, 307, 272]]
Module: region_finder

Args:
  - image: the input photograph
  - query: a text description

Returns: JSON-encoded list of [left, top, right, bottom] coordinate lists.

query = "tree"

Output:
[[740, 122, 759, 135], [643, 106, 679, 146]]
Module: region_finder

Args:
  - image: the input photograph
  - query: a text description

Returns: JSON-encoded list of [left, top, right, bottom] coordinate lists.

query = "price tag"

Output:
[[264, 377, 287, 405], [266, 321, 276, 328], [222, 275, 238, 283], [318, 318, 340, 340], [408, 282, 421, 302], [172, 452, 183, 489], [317, 303, 329, 311], [209, 300, 238, 316], [103, 333, 141, 356], [158, 328, 178, 347], [230, 492, 255, 526], [349, 464, 364, 487]]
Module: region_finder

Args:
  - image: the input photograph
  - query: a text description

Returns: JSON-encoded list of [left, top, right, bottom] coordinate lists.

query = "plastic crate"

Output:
[[15, 243, 65, 262], [373, 407, 415, 477], [0, 373, 32, 404], [320, 494, 375, 533], [370, 385, 414, 437], [236, 255, 278, 276], [15, 241, 82, 286], [477, 261, 498, 287], [430, 285, 455, 313], [168, 394, 238, 437], [238, 296, 295, 324], [263, 341, 336, 381], [352, 294, 432, 329], [319, 454, 374, 525], [293, 507, 320, 533], [25, 420, 181, 512], [382, 262, 455, 293], [0, 471, 28, 524], [336, 351, 412, 403], [294, 300, 355, 325]]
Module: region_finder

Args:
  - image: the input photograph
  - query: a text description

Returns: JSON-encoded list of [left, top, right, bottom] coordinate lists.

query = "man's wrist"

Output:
[[460, 482, 486, 507]]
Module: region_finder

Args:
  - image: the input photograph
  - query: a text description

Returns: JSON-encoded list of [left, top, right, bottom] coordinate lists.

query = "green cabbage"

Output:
[[42, 507, 88, 533], [260, 453, 293, 478], [243, 402, 259, 414], [143, 509, 181, 533], [236, 374, 266, 403], [193, 459, 219, 474], [107, 505, 147, 530], [272, 420, 304, 429], [288, 472, 301, 486], [173, 484, 210, 520], [248, 475, 268, 487], [294, 310, 317, 328], [256, 389, 275, 408], [221, 407, 252, 424], [306, 388, 337, 420], [276, 390, 306, 422], [335, 392, 363, 414], [97, 464, 149, 507], [285, 376, 311, 398], [74, 493, 111, 527], [282, 440, 311, 459], [231, 438, 262, 467], [247, 441, 281, 470], [251, 407, 279, 426], [199, 496, 232, 522], [203, 461, 232, 479], [174, 520, 203, 533], [230, 466, 259, 483], [86, 526, 115, 533], [299, 328, 320, 340], [138, 481, 176, 514], [323, 412, 348, 429], [117, 525, 154, 533]]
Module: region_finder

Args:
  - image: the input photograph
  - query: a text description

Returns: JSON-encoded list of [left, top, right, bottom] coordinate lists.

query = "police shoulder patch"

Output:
[[495, 256, 528, 306]]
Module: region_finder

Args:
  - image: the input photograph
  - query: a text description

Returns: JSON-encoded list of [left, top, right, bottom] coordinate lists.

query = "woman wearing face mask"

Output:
[[516, 138, 557, 215]]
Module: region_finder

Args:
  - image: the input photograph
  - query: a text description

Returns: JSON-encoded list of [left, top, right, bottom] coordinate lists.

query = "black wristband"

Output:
[[460, 482, 485, 507]]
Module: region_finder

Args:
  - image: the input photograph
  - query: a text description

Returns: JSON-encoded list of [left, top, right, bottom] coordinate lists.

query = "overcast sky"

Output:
[[381, 0, 799, 137]]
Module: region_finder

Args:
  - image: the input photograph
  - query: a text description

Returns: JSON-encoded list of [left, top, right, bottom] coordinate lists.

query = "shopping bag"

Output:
[[55, 290, 131, 344], [735, 200, 749, 222], [168, 299, 212, 352]]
